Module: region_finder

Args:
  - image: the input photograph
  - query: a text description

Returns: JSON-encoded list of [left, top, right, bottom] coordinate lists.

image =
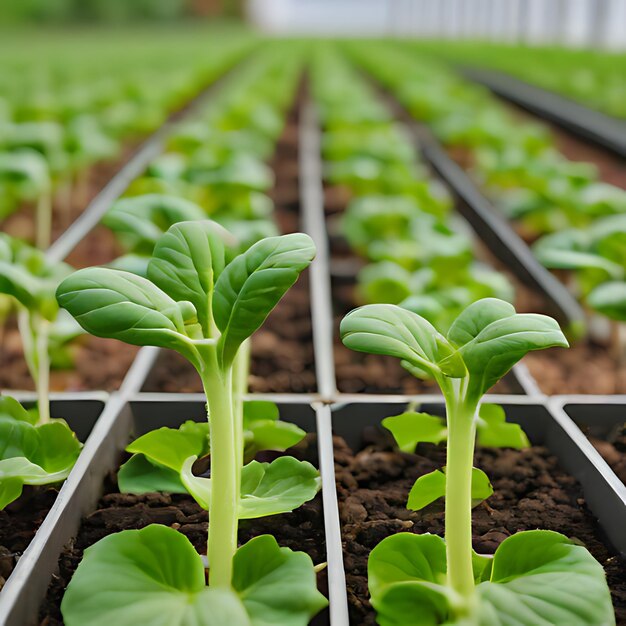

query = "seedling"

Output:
[[57, 221, 326, 624], [0, 150, 52, 249], [0, 234, 73, 423], [341, 298, 614, 625], [0, 395, 81, 510]]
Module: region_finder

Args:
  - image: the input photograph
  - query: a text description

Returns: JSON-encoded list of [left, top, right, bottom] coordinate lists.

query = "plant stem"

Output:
[[232, 339, 250, 470], [35, 316, 50, 424], [17, 308, 37, 382], [201, 347, 238, 589], [17, 309, 50, 424], [443, 389, 477, 602], [36, 189, 52, 250]]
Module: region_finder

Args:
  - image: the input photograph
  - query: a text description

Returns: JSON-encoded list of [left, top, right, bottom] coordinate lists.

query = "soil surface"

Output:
[[587, 424, 626, 486], [335, 426, 626, 625], [0, 487, 59, 590], [38, 434, 327, 626], [0, 321, 138, 392], [143, 104, 316, 394]]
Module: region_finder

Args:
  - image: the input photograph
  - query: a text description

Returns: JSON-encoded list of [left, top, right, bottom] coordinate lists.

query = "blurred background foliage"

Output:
[[0, 0, 244, 23]]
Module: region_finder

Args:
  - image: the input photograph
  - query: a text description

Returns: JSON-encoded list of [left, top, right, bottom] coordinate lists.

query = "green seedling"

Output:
[[0, 395, 81, 510], [0, 234, 73, 422], [340, 298, 613, 625], [57, 221, 326, 625]]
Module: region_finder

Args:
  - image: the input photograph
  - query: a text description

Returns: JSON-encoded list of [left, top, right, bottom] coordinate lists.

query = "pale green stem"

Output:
[[36, 188, 52, 250], [443, 383, 478, 603], [200, 346, 238, 589], [17, 308, 50, 424], [233, 339, 250, 470], [17, 307, 37, 381], [35, 316, 50, 424]]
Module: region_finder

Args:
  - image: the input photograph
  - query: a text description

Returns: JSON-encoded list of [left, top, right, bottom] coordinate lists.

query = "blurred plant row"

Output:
[[0, 30, 251, 248], [414, 41, 626, 119], [350, 42, 626, 327], [311, 45, 513, 333]]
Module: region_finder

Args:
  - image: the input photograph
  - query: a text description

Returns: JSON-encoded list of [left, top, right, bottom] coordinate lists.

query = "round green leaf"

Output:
[[61, 525, 251, 626], [238, 457, 321, 519], [383, 412, 447, 452], [476, 530, 615, 626], [233, 534, 327, 626]]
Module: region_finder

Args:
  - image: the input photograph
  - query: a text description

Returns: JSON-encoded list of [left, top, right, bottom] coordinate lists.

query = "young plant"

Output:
[[0, 395, 81, 510], [0, 150, 52, 249], [56, 221, 326, 624], [117, 400, 313, 507], [340, 298, 614, 625], [0, 234, 73, 423]]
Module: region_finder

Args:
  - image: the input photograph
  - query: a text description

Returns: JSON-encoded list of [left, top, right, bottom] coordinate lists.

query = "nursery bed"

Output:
[[39, 432, 328, 626], [0, 323, 138, 393], [372, 83, 626, 396], [560, 399, 626, 487], [332, 400, 626, 625]]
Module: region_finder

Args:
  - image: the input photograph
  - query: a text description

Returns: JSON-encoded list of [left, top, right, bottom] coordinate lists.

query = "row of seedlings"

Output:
[[0, 42, 333, 626], [309, 45, 536, 396], [412, 41, 626, 120], [0, 39, 254, 398], [349, 41, 626, 395], [0, 32, 252, 250], [308, 46, 626, 624], [0, 40, 254, 600]]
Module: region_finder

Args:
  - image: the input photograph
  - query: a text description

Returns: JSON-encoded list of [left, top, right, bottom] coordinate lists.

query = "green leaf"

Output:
[[368, 533, 447, 601], [244, 421, 306, 463], [0, 395, 37, 424], [0, 235, 71, 319], [0, 478, 23, 509], [147, 221, 232, 336], [0, 417, 81, 508], [117, 455, 186, 495], [238, 458, 321, 519], [476, 404, 530, 449], [243, 401, 305, 461], [588, 281, 626, 321], [126, 421, 210, 472], [213, 234, 315, 366], [61, 525, 251, 626], [180, 456, 321, 518], [368, 531, 614, 626], [340, 304, 466, 380], [445, 298, 568, 399], [243, 400, 280, 425], [383, 412, 447, 452], [406, 467, 493, 511], [233, 534, 328, 626], [476, 531, 615, 625], [56, 267, 197, 358], [103, 194, 207, 255]]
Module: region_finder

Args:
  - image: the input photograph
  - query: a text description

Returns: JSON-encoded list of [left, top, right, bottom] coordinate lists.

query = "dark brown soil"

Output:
[[587, 425, 626, 485], [0, 487, 59, 590], [335, 427, 626, 625], [143, 103, 316, 394], [38, 434, 327, 626], [0, 320, 138, 392], [525, 343, 626, 395]]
